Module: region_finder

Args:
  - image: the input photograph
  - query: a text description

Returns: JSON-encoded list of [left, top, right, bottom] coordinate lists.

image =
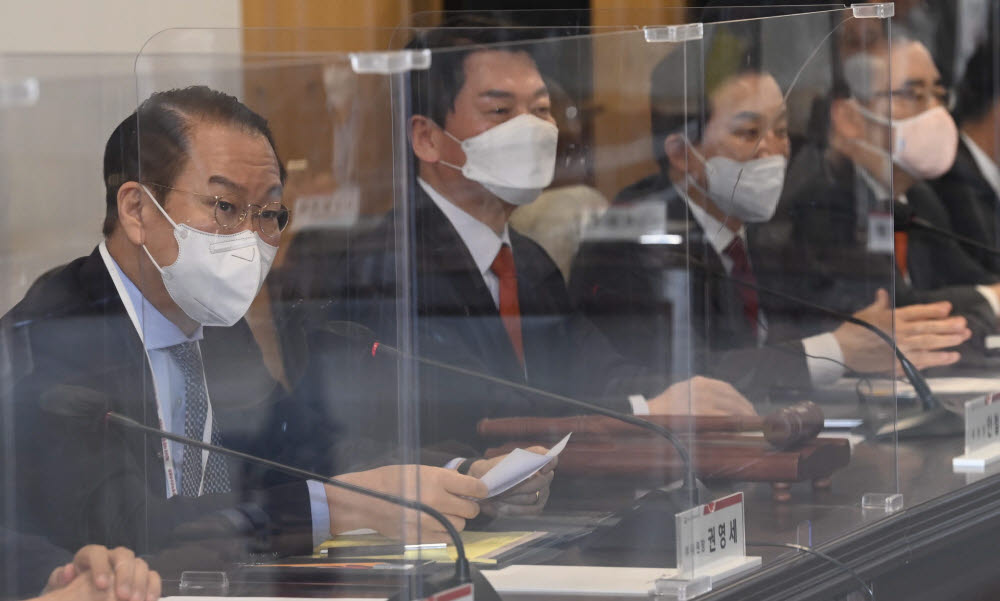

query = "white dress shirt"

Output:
[[420, 178, 511, 308], [101, 248, 204, 494]]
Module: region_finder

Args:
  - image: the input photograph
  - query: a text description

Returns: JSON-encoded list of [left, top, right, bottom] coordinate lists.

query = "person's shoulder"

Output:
[[613, 172, 673, 206], [5, 253, 97, 323], [509, 227, 563, 283], [510, 226, 556, 263], [783, 144, 841, 198]]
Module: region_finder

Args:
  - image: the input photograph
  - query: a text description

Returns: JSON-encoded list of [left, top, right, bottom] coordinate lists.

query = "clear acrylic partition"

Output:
[[405, 18, 704, 587], [5, 6, 996, 600], [0, 53, 148, 599], [128, 28, 443, 594], [681, 4, 902, 589], [910, 0, 1000, 496]]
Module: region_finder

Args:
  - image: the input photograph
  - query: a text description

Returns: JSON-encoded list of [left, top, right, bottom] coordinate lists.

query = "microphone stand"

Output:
[[894, 201, 1000, 257], [323, 322, 700, 507], [680, 252, 959, 438], [104, 411, 494, 601]]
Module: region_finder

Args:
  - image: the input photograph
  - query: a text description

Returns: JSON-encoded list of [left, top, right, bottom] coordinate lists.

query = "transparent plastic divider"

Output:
[[679, 5, 899, 589], [133, 29, 433, 590], [0, 52, 149, 600]]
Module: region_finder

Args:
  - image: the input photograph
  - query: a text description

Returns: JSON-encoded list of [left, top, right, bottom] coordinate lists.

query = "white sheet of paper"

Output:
[[479, 433, 571, 498]]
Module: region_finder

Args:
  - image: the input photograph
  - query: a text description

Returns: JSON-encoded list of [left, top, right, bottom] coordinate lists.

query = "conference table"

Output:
[[161, 372, 1000, 601]]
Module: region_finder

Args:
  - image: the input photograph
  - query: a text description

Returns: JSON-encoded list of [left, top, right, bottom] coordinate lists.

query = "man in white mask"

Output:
[[749, 34, 1000, 363], [2, 86, 541, 568], [826, 35, 1000, 291], [316, 23, 758, 469], [571, 57, 971, 397]]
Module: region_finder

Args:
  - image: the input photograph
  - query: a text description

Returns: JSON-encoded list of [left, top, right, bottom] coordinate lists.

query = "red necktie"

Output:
[[895, 231, 909, 277], [723, 236, 760, 336], [490, 244, 525, 365]]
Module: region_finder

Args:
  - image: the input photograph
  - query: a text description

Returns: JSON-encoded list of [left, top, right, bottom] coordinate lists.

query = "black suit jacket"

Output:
[[286, 187, 662, 452], [0, 528, 71, 600], [1, 248, 320, 559], [750, 144, 997, 344], [569, 174, 813, 399], [928, 137, 1000, 274]]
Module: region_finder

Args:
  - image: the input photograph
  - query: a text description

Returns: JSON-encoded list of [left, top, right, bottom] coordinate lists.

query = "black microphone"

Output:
[[103, 412, 478, 591], [893, 199, 1000, 256], [39, 385, 491, 600], [319, 321, 700, 505]]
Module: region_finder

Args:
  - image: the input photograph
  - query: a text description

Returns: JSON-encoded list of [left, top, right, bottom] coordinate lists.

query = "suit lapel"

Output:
[[70, 249, 166, 496], [664, 189, 758, 349], [412, 189, 526, 381]]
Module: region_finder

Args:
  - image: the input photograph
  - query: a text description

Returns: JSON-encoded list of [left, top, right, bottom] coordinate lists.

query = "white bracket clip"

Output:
[[644, 23, 703, 43], [0, 77, 40, 108], [851, 3, 895, 19], [349, 49, 431, 75]]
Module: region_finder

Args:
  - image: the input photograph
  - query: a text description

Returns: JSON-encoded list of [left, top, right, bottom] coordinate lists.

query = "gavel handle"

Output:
[[647, 414, 763, 433]]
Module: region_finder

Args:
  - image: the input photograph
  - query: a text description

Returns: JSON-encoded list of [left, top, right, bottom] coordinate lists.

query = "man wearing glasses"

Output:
[[570, 46, 971, 400], [750, 34, 1000, 348], [1, 86, 496, 569]]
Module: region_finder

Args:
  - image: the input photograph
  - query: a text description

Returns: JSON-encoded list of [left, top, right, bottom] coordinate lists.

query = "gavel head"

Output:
[[762, 401, 824, 450]]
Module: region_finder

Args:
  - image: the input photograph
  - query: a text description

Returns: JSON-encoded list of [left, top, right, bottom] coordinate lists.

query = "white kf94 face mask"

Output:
[[686, 143, 788, 223], [440, 113, 559, 206], [140, 184, 277, 327]]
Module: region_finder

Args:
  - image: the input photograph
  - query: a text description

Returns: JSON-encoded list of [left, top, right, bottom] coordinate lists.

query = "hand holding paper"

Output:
[[476, 433, 570, 497], [471, 434, 570, 518]]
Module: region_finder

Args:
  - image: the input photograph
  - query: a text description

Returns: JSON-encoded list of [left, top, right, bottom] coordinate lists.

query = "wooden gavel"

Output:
[[477, 401, 825, 451]]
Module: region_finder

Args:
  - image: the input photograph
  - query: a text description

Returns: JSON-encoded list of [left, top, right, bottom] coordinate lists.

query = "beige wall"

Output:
[[0, 0, 240, 54], [0, 1, 242, 313]]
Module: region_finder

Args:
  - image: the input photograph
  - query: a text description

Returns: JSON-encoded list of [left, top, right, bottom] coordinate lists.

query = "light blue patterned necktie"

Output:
[[167, 341, 231, 496]]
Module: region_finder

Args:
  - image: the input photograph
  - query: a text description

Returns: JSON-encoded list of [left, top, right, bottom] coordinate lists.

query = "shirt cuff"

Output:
[[629, 394, 650, 415], [977, 285, 1000, 316], [444, 457, 465, 470], [307, 479, 331, 549], [802, 332, 846, 387]]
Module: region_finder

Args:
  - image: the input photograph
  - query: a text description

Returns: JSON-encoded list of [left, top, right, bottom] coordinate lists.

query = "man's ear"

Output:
[[116, 181, 148, 246], [830, 98, 865, 141], [410, 115, 443, 163], [664, 133, 705, 181]]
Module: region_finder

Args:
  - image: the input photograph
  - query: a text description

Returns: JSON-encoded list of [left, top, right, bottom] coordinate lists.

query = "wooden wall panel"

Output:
[[239, 0, 441, 385], [240, 0, 443, 225], [589, 0, 690, 200]]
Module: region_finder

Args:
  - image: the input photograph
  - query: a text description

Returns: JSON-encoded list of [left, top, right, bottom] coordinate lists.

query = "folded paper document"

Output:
[[478, 433, 570, 497]]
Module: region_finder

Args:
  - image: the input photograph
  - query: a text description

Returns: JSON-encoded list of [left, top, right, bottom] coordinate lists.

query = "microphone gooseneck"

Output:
[[103, 411, 473, 584], [321, 321, 700, 505], [679, 253, 942, 412], [893, 199, 1000, 257]]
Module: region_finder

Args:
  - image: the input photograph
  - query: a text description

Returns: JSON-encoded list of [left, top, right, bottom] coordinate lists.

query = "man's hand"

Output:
[[835, 289, 970, 373], [470, 447, 556, 518], [42, 546, 161, 601], [328, 465, 488, 543], [646, 376, 756, 416]]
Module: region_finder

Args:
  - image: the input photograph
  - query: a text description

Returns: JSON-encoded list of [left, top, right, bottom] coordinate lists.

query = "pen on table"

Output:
[[321, 542, 449, 557]]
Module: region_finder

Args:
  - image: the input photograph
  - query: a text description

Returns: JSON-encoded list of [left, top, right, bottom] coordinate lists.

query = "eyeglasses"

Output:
[[144, 183, 290, 238], [870, 85, 955, 112]]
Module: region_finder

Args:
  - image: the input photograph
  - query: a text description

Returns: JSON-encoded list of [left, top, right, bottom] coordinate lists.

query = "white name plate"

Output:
[[675, 492, 760, 580], [953, 393, 1000, 472]]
